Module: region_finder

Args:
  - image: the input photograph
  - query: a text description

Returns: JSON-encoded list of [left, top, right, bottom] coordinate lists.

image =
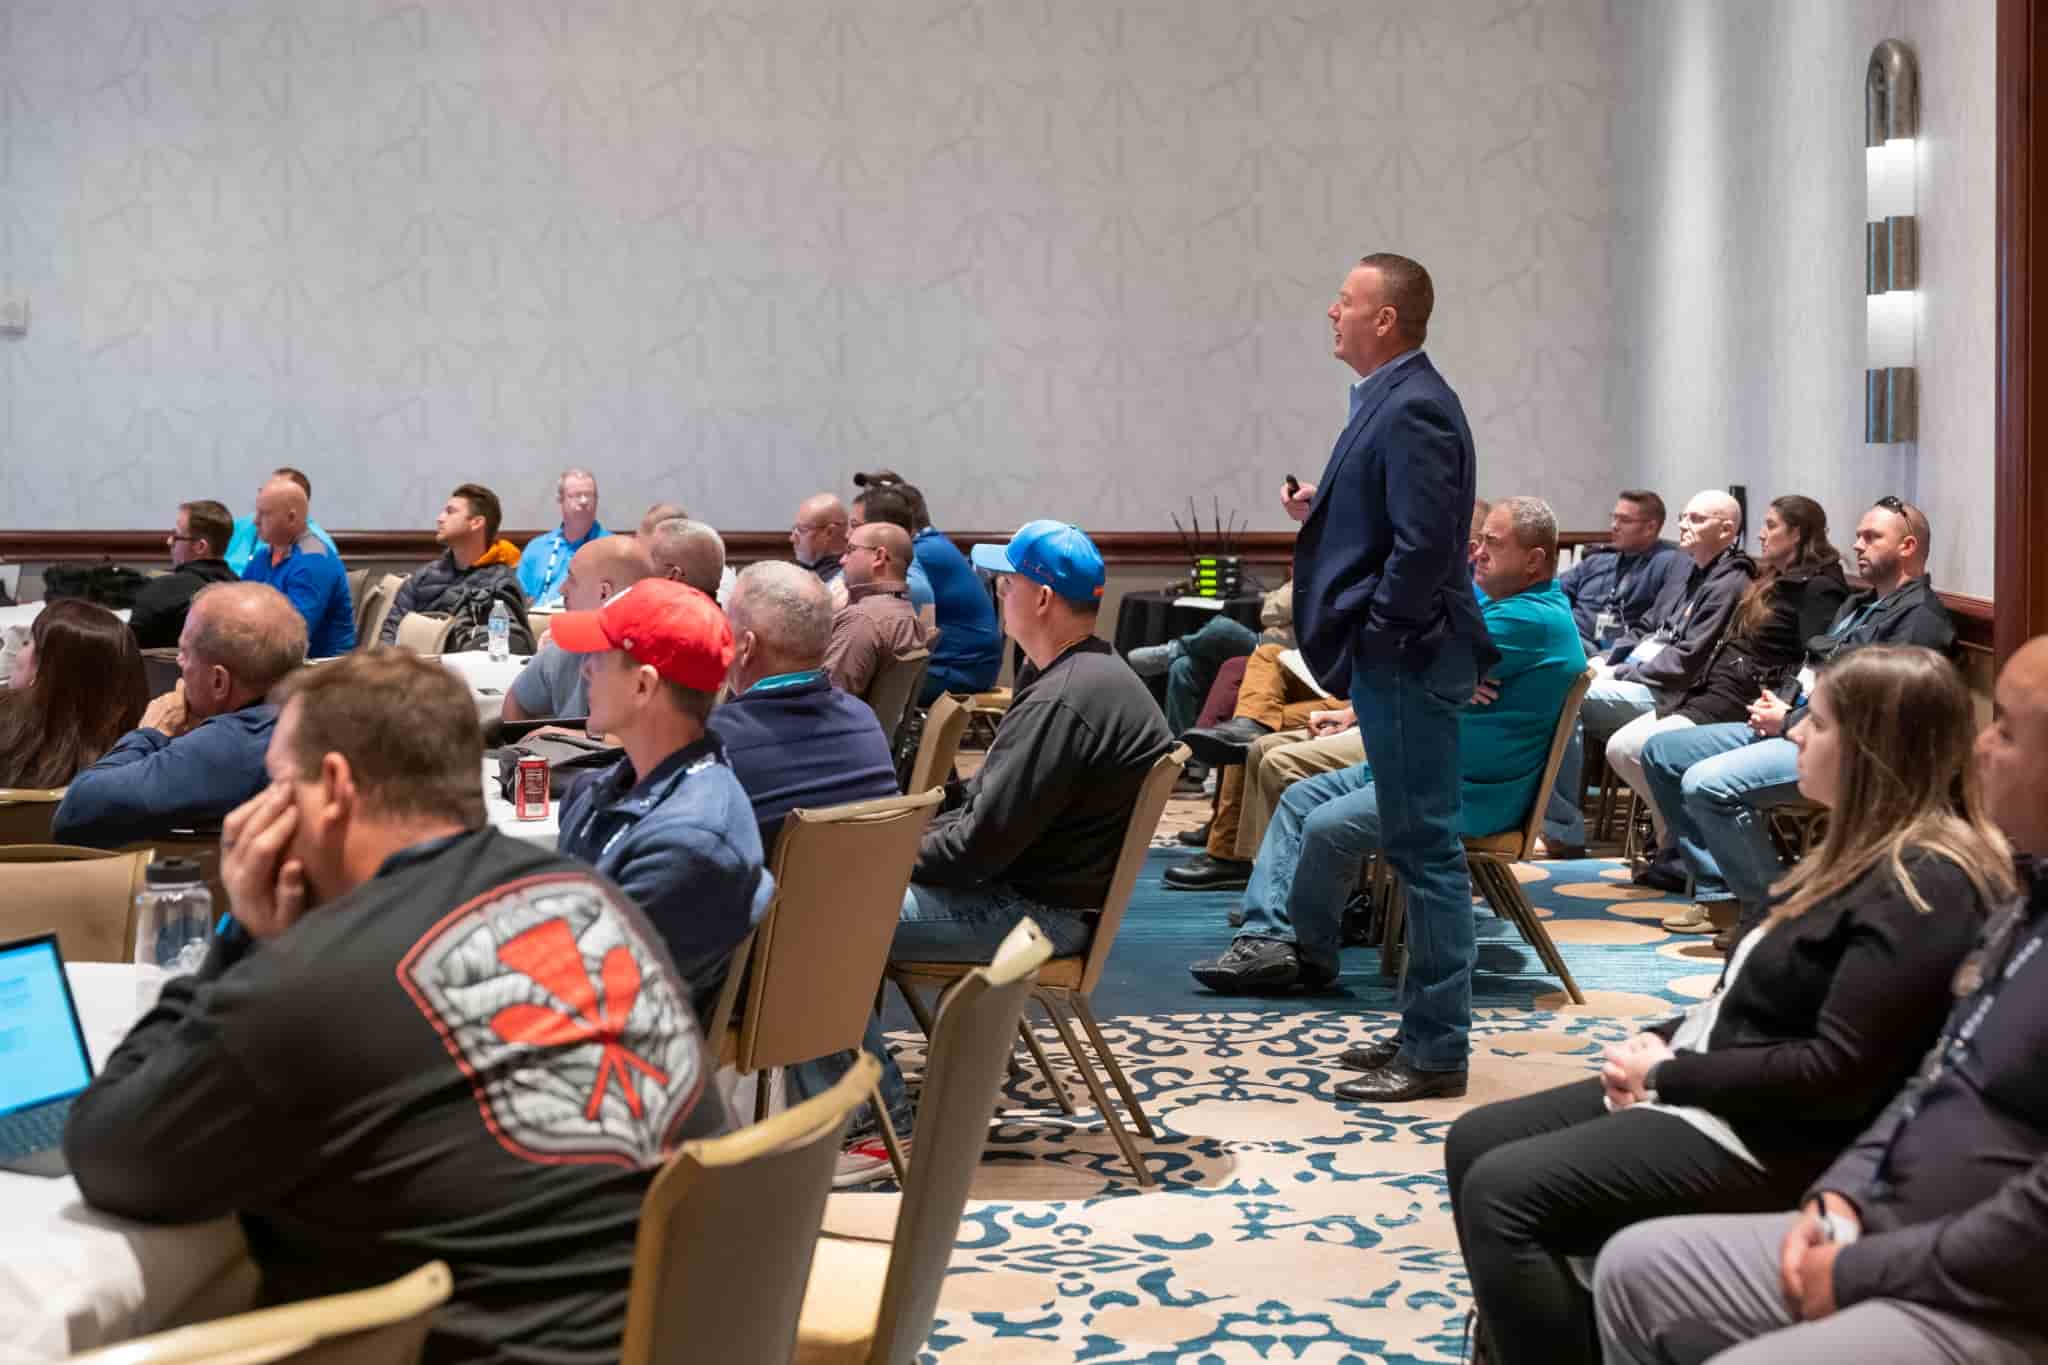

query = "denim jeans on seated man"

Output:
[[1351, 648, 1477, 1074], [784, 882, 1095, 1138], [1543, 676, 1658, 848], [1163, 616, 1261, 735], [1638, 724, 1802, 911], [1236, 762, 1386, 981]]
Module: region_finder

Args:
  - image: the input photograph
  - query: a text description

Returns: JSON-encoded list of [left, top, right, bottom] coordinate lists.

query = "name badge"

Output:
[[1796, 665, 1816, 698], [1595, 610, 1620, 643]]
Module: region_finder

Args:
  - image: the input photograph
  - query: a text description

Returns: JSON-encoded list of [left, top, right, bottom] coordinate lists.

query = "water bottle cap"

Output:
[[145, 857, 205, 886]]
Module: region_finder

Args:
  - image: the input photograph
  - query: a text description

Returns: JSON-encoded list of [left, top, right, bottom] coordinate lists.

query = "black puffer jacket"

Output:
[[1673, 557, 1850, 724], [380, 544, 532, 649]]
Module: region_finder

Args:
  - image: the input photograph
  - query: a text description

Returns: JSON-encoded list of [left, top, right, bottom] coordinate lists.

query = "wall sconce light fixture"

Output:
[[1866, 39, 1918, 443]]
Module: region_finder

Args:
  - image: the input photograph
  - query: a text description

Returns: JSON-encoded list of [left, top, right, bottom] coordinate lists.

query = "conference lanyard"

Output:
[[748, 669, 826, 694], [1868, 896, 2048, 1198]]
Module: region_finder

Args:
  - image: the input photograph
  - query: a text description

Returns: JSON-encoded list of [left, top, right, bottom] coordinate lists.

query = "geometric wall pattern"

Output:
[[0, 0, 1625, 539]]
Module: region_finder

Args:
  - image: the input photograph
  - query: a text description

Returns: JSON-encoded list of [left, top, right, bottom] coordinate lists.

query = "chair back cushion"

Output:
[[863, 647, 930, 744], [0, 789, 66, 846], [868, 927, 1047, 1360], [1505, 667, 1598, 859], [906, 692, 970, 797], [1074, 745, 1187, 995], [0, 844, 152, 961], [738, 789, 942, 1072]]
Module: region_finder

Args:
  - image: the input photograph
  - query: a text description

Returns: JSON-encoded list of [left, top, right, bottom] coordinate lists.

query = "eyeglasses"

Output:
[[167, 533, 201, 542]]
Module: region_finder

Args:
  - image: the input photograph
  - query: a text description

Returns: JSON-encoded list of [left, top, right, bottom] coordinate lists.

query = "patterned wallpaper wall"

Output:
[[1612, 0, 1995, 597], [0, 0, 1625, 539]]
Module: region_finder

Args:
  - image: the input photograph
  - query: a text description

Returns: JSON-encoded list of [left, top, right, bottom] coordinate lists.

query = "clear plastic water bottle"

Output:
[[134, 857, 213, 1014], [487, 600, 512, 662]]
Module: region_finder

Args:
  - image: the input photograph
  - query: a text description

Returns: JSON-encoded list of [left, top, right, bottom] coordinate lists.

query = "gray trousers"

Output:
[[1594, 1211, 2048, 1364]]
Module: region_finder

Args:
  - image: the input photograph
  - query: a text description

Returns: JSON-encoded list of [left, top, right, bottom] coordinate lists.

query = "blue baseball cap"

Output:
[[971, 520, 1106, 604]]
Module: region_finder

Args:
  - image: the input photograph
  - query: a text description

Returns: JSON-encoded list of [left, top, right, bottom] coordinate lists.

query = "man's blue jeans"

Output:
[[1545, 677, 1657, 848], [1164, 616, 1261, 734], [786, 882, 1094, 1138], [1639, 725, 1802, 909], [1237, 762, 1380, 979], [1351, 645, 1476, 1073]]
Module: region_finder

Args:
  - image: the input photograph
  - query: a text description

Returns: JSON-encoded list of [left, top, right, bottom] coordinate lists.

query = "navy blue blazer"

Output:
[[1292, 352, 1497, 694]]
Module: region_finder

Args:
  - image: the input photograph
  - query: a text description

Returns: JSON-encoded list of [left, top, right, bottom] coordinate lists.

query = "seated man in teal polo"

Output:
[[238, 474, 355, 657], [1189, 498, 1585, 1096]]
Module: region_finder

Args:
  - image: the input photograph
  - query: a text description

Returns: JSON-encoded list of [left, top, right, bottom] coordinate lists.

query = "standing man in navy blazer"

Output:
[[1289, 253, 1497, 1103]]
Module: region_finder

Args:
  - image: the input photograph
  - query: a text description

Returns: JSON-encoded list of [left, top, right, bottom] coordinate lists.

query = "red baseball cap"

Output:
[[548, 580, 733, 691]]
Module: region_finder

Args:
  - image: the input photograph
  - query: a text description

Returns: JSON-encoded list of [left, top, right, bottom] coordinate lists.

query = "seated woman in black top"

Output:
[[1443, 644, 2013, 1365], [0, 599, 148, 789]]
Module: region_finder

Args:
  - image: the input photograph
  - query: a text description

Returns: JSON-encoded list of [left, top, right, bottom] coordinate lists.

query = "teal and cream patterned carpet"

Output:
[[842, 819, 1718, 1363]]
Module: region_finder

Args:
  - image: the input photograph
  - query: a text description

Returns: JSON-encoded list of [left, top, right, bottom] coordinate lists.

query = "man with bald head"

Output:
[[824, 520, 933, 700], [648, 517, 732, 604], [1549, 488, 1753, 853], [710, 562, 899, 853], [638, 502, 688, 540], [1593, 635, 2048, 1364], [55, 581, 309, 846], [223, 466, 339, 576], [503, 535, 655, 723], [239, 476, 356, 657], [791, 493, 852, 609]]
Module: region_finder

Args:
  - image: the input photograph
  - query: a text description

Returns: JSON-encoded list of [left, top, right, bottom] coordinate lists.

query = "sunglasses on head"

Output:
[[1875, 495, 1906, 515]]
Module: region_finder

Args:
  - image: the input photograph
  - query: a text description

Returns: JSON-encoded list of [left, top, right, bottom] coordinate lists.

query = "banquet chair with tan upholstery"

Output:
[[0, 787, 66, 845], [904, 693, 969, 798], [0, 844, 153, 962], [795, 921, 1051, 1364], [888, 744, 1187, 1187], [862, 647, 929, 750], [1383, 668, 1597, 1004], [618, 1054, 879, 1365], [67, 1260, 451, 1365], [702, 788, 945, 1185]]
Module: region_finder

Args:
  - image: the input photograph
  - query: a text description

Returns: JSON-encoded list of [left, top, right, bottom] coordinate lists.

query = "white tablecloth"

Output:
[[0, 964, 255, 1362], [0, 603, 131, 631], [483, 759, 559, 847], [437, 650, 531, 722]]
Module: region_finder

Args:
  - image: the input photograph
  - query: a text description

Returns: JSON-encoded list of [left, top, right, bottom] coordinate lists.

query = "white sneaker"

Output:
[[833, 1136, 904, 1188]]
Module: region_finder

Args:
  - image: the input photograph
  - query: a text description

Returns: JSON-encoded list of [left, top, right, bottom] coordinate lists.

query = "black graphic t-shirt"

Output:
[[65, 827, 730, 1364]]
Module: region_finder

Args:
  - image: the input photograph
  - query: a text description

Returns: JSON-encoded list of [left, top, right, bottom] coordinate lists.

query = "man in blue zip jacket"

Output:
[[56, 582, 306, 846], [1287, 252, 1497, 1103], [552, 579, 771, 1024]]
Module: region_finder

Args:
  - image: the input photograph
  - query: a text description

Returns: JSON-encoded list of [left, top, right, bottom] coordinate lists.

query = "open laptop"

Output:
[[0, 933, 94, 1177]]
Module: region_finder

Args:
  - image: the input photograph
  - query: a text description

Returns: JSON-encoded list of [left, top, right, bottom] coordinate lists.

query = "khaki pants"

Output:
[[1206, 644, 1331, 862], [1229, 728, 1368, 859]]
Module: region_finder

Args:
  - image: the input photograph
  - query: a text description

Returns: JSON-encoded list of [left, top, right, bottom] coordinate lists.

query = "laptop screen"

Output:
[[0, 937, 93, 1118]]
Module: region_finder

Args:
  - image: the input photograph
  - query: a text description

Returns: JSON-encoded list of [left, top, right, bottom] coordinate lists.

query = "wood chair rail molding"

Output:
[[0, 527, 1994, 654]]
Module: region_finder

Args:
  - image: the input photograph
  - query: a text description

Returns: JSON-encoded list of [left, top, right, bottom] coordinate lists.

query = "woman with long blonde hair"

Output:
[[1441, 644, 2010, 1365]]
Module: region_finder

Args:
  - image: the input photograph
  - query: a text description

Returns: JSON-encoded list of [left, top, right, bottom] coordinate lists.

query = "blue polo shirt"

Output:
[[707, 670, 900, 853], [517, 522, 611, 608], [240, 538, 355, 657], [914, 528, 1002, 692], [224, 517, 337, 576]]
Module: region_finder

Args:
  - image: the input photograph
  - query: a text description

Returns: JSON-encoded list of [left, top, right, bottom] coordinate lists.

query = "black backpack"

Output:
[[432, 578, 537, 655], [44, 563, 150, 609]]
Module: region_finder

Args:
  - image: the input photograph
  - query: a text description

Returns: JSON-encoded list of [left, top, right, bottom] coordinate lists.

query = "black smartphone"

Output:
[[1284, 474, 1301, 497]]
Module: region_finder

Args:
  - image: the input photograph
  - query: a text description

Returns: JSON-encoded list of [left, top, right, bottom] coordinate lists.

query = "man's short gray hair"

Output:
[[728, 561, 834, 666], [650, 518, 727, 597], [188, 582, 309, 686], [1499, 496, 1559, 570], [555, 467, 597, 497]]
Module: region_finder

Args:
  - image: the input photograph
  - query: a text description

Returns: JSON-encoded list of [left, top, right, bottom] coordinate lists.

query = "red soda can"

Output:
[[515, 755, 550, 820]]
